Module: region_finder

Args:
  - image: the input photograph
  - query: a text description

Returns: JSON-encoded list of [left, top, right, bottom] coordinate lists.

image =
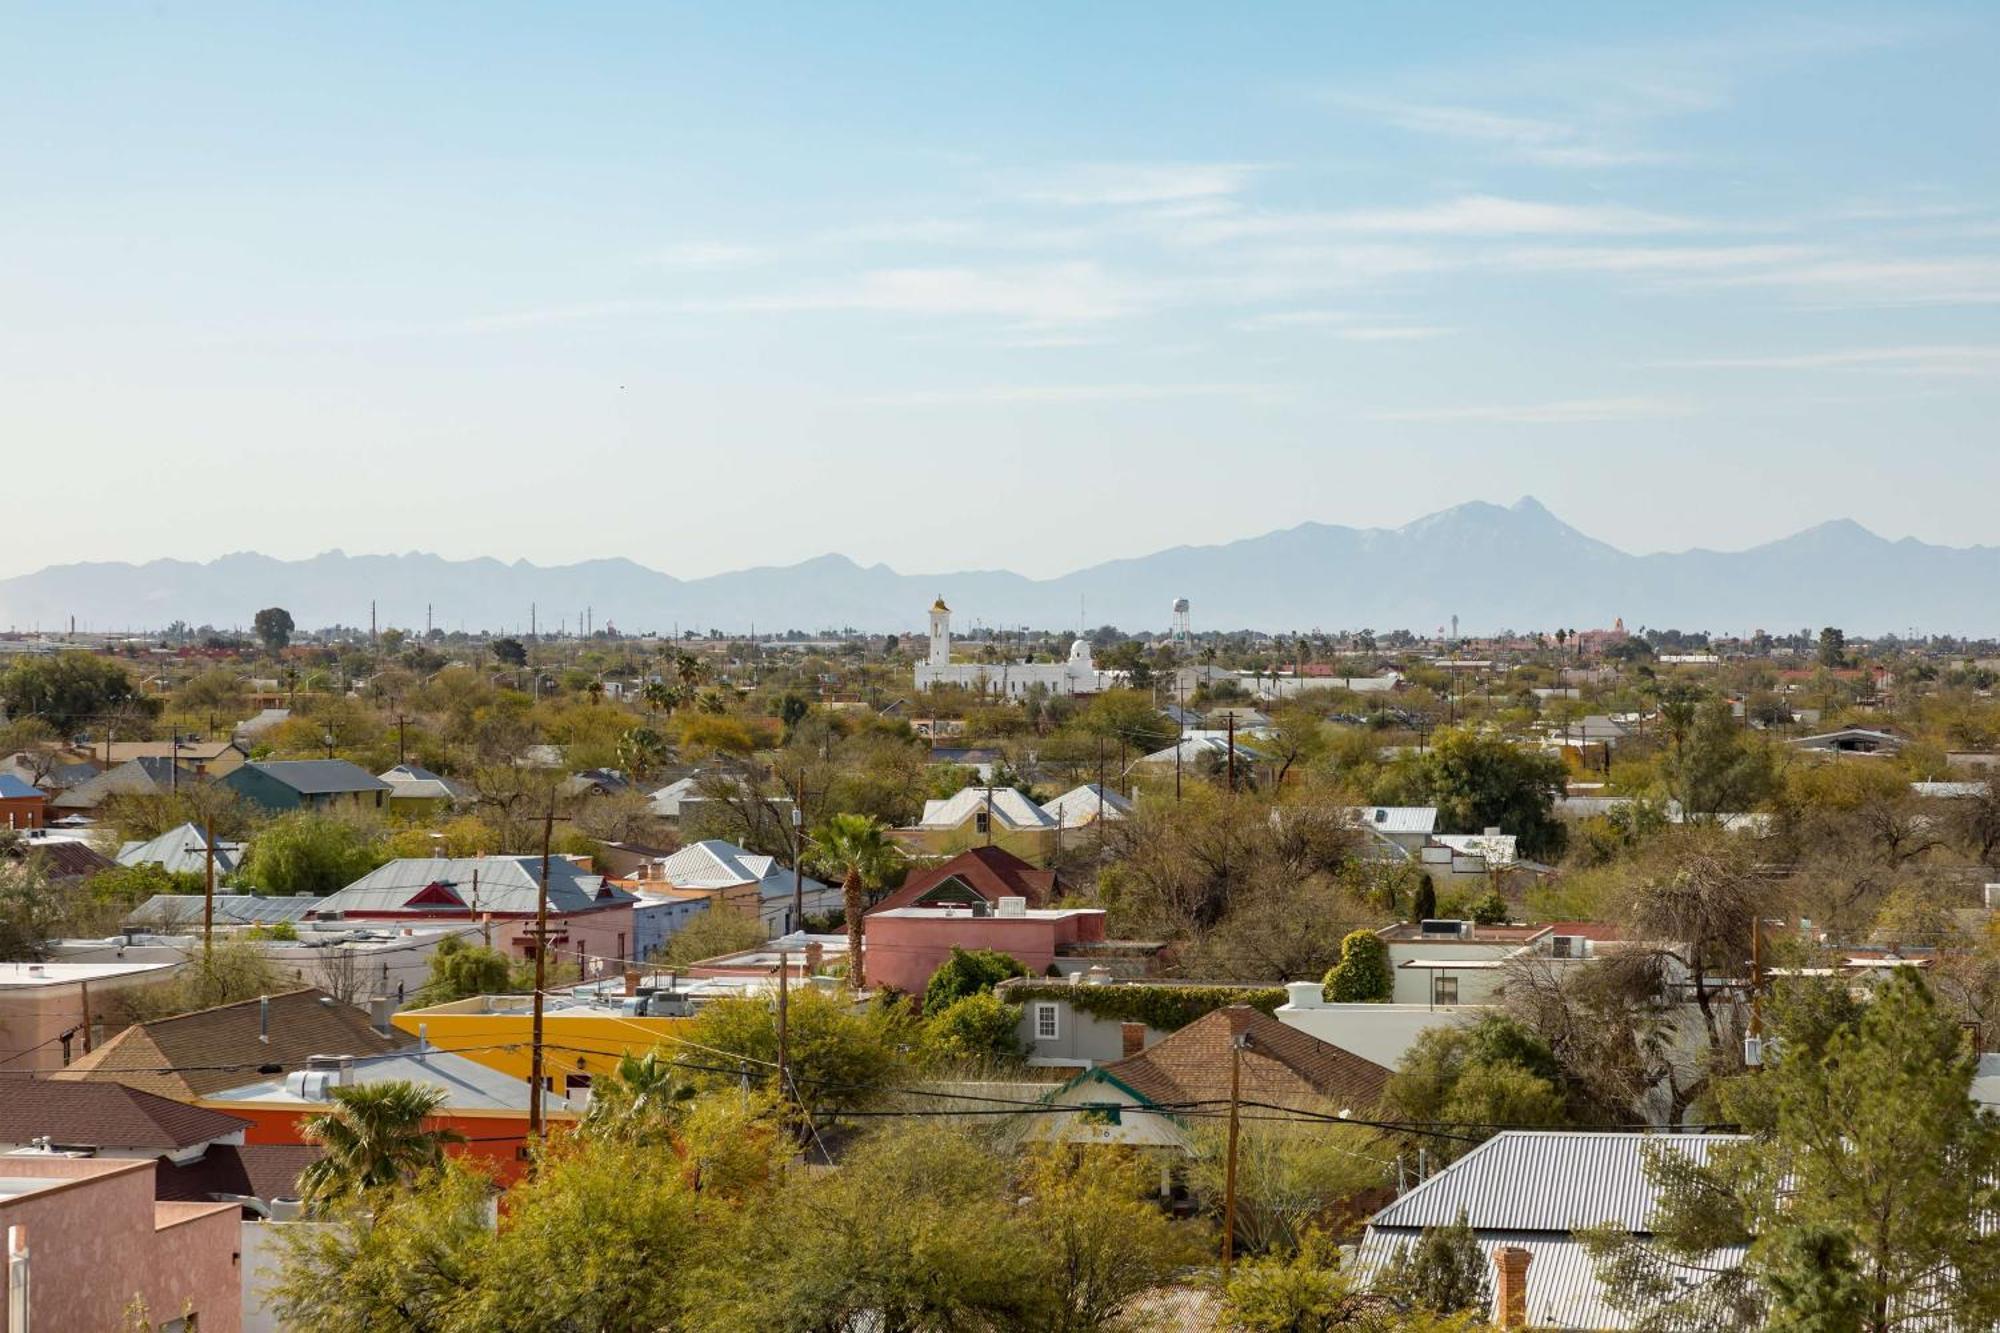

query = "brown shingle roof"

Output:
[[1096, 1006, 1390, 1114], [2, 839, 116, 880], [871, 846, 1057, 914], [155, 1143, 322, 1206], [51, 988, 413, 1100], [0, 1080, 249, 1151]]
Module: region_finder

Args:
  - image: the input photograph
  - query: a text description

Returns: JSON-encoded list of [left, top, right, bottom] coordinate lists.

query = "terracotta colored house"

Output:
[[0, 1154, 241, 1331], [868, 845, 1056, 916], [0, 775, 47, 832], [863, 905, 1109, 994], [1034, 1006, 1391, 1151]]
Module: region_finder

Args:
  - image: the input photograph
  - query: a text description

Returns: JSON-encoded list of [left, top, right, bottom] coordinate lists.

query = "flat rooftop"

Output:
[[0, 961, 179, 988]]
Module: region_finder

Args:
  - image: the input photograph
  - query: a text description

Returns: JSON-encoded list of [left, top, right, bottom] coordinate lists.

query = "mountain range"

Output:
[[3, 498, 1995, 637]]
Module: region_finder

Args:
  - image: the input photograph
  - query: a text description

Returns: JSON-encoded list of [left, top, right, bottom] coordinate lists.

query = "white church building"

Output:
[[912, 598, 1122, 698]]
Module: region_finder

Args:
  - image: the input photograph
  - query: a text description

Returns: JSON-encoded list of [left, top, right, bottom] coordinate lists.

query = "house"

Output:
[[892, 786, 1061, 865], [1358, 1131, 1746, 1331], [0, 1154, 243, 1331], [869, 845, 1057, 916], [559, 768, 630, 799], [377, 763, 470, 815], [654, 839, 838, 935], [222, 759, 393, 813], [124, 893, 321, 931], [51, 987, 414, 1100], [1788, 727, 1906, 755], [0, 751, 99, 795], [393, 990, 693, 1099], [999, 977, 1284, 1069], [0, 960, 184, 1072], [1039, 782, 1133, 828], [1275, 980, 1490, 1069], [622, 885, 713, 962], [1344, 806, 1441, 857], [208, 1042, 574, 1186], [1, 830, 115, 886], [0, 774, 48, 831], [864, 904, 1120, 994], [117, 820, 245, 878], [0, 1080, 317, 1216], [68, 737, 249, 778], [50, 756, 199, 813], [1127, 734, 1270, 780], [1374, 920, 1574, 1008], [310, 856, 638, 967], [1032, 1006, 1389, 1151]]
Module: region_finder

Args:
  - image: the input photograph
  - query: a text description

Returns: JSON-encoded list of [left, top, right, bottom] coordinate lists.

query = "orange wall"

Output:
[[215, 1102, 573, 1187]]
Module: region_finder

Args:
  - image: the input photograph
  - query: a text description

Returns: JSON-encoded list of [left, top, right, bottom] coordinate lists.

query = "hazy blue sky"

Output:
[[4, 3, 1998, 580]]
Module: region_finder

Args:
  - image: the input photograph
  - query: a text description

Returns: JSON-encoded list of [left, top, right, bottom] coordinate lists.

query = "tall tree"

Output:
[[1584, 972, 2000, 1332], [814, 812, 895, 992], [254, 606, 296, 652]]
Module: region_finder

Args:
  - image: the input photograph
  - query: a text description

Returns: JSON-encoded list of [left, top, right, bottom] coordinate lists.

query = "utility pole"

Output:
[[396, 715, 408, 766], [528, 803, 553, 1137], [790, 774, 805, 933], [201, 821, 216, 974], [776, 950, 791, 1112], [1175, 671, 1185, 802], [1748, 915, 1765, 1065], [1222, 1033, 1245, 1277], [1226, 713, 1237, 794]]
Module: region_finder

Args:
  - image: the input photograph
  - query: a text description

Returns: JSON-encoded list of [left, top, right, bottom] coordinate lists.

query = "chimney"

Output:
[[1493, 1246, 1532, 1328], [258, 994, 271, 1043], [1121, 1022, 1146, 1058], [1284, 980, 1325, 1010], [622, 970, 642, 997], [367, 996, 394, 1035]]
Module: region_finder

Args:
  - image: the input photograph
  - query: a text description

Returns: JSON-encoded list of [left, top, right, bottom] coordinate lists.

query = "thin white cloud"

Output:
[[1656, 345, 2000, 376], [1338, 97, 1669, 168], [1173, 195, 1692, 245], [1498, 243, 1822, 273], [456, 299, 662, 332], [1017, 162, 1266, 207], [1372, 396, 1691, 424], [1232, 309, 1349, 331], [1685, 256, 2000, 307], [852, 382, 1275, 407]]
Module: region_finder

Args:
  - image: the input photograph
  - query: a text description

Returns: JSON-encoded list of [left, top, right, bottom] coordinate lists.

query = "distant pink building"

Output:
[[0, 962, 183, 1073], [863, 906, 1110, 994], [0, 1155, 240, 1331]]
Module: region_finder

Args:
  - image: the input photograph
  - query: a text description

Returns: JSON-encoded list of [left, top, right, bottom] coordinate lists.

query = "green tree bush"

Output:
[[1322, 929, 1391, 1003]]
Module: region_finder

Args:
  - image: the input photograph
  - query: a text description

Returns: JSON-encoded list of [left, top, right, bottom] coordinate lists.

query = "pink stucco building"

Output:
[[0, 962, 183, 1073], [0, 1155, 240, 1331], [862, 906, 1109, 994]]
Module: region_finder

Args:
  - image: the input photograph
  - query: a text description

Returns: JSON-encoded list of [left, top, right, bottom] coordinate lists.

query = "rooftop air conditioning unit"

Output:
[[995, 896, 1027, 918], [1418, 919, 1466, 937]]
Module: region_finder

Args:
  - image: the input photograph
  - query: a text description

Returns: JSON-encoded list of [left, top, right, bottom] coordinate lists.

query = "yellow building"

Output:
[[891, 786, 1060, 866], [393, 992, 696, 1098]]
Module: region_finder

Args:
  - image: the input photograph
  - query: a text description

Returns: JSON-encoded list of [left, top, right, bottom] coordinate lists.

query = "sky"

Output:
[[3, 2, 1998, 581]]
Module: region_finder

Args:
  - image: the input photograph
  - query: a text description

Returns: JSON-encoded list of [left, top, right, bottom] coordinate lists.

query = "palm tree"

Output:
[[297, 1080, 463, 1211], [815, 813, 896, 993], [583, 1049, 696, 1143], [675, 652, 706, 690]]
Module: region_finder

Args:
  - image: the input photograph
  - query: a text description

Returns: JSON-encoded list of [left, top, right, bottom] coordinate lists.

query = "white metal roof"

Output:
[[917, 786, 1055, 831], [1039, 783, 1133, 825], [1344, 806, 1440, 835]]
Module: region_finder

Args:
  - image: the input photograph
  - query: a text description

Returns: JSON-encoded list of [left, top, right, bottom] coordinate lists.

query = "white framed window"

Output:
[[1434, 974, 1460, 1007], [1034, 1002, 1060, 1042]]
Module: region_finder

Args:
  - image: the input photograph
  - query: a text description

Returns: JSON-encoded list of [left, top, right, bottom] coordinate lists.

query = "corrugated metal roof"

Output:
[[1358, 1230, 1749, 1331], [316, 856, 632, 916], [1344, 806, 1440, 835], [126, 893, 321, 927], [918, 786, 1056, 831], [1040, 783, 1133, 824], [1369, 1131, 1743, 1233], [117, 822, 244, 877]]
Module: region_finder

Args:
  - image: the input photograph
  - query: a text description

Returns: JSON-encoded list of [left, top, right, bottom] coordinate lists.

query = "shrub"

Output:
[[1321, 929, 1391, 1003], [922, 947, 1028, 1017], [922, 992, 1022, 1065]]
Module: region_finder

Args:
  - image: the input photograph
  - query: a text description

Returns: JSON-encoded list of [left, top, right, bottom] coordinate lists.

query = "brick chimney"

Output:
[[622, 970, 641, 997], [1120, 1022, 1146, 1058], [1493, 1246, 1532, 1328]]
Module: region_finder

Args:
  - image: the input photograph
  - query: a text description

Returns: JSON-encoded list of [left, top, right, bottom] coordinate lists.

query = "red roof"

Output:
[[870, 846, 1057, 914]]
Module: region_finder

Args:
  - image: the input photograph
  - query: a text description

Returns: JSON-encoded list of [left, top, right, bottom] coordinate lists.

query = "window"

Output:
[[1433, 974, 1460, 1007], [1034, 1003, 1060, 1042], [974, 811, 991, 835]]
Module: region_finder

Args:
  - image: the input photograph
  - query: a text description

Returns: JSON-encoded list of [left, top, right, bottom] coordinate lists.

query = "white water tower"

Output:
[[1170, 597, 1192, 651]]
